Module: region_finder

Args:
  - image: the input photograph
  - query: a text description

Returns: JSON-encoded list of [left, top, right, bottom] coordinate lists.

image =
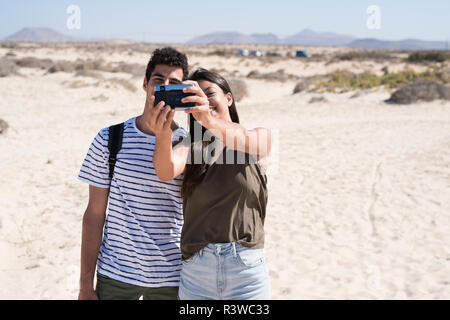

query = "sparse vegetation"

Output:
[[293, 80, 310, 94], [14, 56, 53, 69], [247, 69, 298, 82], [47, 60, 76, 73], [107, 61, 144, 77], [0, 118, 8, 134], [208, 49, 230, 57], [407, 51, 449, 63], [74, 58, 106, 71], [309, 96, 328, 104], [227, 78, 248, 102], [63, 80, 90, 89], [311, 68, 449, 93], [0, 58, 19, 77], [335, 50, 396, 61], [107, 78, 137, 92], [74, 70, 104, 80], [92, 94, 109, 102]]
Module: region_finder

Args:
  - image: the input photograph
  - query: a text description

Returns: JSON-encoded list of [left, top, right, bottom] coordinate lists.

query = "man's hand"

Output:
[[78, 287, 99, 300], [141, 95, 175, 138]]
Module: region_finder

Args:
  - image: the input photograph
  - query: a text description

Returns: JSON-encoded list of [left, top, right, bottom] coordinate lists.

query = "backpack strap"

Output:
[[107, 122, 124, 183]]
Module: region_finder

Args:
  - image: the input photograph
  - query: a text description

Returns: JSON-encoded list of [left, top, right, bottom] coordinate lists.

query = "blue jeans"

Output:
[[178, 242, 271, 300]]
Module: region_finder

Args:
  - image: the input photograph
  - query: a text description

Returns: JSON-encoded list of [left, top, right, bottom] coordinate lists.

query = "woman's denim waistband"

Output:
[[199, 242, 238, 257]]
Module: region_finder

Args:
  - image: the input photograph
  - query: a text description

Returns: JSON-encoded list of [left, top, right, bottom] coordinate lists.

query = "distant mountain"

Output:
[[187, 32, 255, 44], [249, 33, 280, 44], [186, 29, 447, 50], [282, 28, 357, 46], [186, 29, 355, 46], [347, 38, 448, 50], [187, 32, 281, 45], [4, 27, 448, 50], [3, 27, 77, 42]]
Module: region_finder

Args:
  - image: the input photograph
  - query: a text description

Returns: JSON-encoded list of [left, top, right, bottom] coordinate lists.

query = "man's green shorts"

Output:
[[95, 274, 179, 300]]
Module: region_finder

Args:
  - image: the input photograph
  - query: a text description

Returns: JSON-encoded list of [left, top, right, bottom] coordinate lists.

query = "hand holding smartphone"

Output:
[[154, 84, 195, 110]]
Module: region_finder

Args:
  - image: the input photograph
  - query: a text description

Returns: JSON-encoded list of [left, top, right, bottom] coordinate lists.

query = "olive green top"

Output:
[[181, 142, 268, 260]]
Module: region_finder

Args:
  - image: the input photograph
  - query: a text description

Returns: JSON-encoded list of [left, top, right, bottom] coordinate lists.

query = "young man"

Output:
[[77, 47, 189, 300]]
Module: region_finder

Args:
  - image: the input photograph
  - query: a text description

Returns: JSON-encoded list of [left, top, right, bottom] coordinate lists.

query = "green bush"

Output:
[[313, 70, 380, 93], [312, 68, 449, 93]]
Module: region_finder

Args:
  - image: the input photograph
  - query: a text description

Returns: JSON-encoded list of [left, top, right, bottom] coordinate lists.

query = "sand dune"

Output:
[[0, 44, 449, 299]]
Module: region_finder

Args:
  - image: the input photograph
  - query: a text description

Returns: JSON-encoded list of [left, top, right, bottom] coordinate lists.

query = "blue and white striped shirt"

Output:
[[78, 116, 188, 288]]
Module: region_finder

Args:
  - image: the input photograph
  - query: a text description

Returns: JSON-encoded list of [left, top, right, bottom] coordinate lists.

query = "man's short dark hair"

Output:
[[145, 47, 189, 82]]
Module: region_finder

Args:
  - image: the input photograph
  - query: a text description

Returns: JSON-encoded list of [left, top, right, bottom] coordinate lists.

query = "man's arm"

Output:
[[78, 185, 109, 300]]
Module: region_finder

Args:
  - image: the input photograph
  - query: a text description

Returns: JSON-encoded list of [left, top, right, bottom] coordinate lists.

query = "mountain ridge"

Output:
[[3, 27, 448, 50]]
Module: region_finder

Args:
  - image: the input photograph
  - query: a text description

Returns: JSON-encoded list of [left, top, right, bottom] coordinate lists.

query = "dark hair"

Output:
[[181, 68, 240, 199], [145, 47, 189, 81]]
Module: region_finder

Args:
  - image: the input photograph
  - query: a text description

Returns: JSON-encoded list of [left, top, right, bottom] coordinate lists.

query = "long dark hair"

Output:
[[181, 68, 240, 199]]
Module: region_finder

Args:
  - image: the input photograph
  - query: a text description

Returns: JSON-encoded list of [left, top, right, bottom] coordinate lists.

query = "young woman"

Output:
[[143, 68, 272, 300]]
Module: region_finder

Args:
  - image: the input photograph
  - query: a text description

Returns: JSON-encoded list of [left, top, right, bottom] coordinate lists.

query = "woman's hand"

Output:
[[141, 95, 175, 139], [181, 80, 212, 127]]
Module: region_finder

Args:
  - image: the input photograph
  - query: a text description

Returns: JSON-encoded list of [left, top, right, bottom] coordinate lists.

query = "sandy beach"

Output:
[[0, 43, 449, 299]]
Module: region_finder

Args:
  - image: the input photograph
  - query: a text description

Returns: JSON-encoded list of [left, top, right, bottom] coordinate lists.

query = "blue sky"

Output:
[[1, 0, 449, 42]]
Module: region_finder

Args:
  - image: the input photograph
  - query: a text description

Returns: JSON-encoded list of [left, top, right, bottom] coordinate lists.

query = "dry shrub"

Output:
[[208, 49, 230, 57], [0, 43, 17, 49], [227, 78, 248, 102], [74, 58, 106, 71], [309, 96, 328, 104], [64, 80, 90, 89], [247, 69, 297, 82], [48, 61, 75, 73], [74, 70, 104, 80], [72, 59, 144, 78], [293, 80, 310, 94], [107, 78, 137, 92], [247, 70, 260, 78], [0, 58, 19, 77], [386, 81, 450, 104], [335, 50, 395, 61], [0, 118, 9, 134], [92, 94, 109, 102], [15, 57, 53, 69], [108, 62, 144, 77]]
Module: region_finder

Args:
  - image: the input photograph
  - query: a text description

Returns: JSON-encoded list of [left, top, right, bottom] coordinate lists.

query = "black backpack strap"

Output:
[[107, 122, 124, 183]]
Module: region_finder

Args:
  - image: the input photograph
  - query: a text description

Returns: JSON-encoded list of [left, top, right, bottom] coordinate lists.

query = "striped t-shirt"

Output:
[[78, 116, 188, 288]]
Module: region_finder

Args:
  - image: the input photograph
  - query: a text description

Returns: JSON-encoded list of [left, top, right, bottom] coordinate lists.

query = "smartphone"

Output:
[[154, 84, 195, 110]]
